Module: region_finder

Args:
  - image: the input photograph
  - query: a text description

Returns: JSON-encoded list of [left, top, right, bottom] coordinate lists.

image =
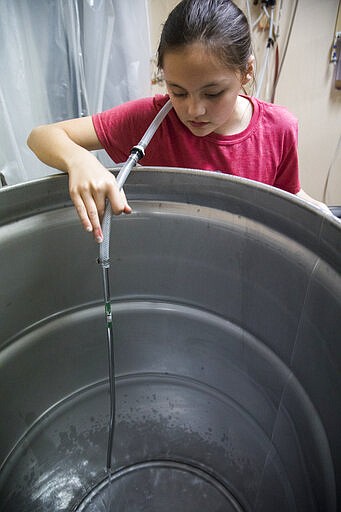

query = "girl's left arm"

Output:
[[295, 189, 332, 215]]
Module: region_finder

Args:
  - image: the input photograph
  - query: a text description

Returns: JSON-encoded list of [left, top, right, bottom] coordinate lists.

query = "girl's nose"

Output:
[[186, 96, 206, 118]]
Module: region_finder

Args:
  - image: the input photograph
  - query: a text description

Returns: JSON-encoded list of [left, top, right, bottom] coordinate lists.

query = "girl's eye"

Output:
[[205, 91, 224, 98], [172, 92, 187, 98]]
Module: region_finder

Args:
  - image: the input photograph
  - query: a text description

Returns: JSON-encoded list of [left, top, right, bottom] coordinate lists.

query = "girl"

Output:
[[27, 0, 329, 243]]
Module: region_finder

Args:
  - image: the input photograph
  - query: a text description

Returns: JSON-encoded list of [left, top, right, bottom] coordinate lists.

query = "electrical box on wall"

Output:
[[332, 2, 341, 89], [335, 34, 341, 89]]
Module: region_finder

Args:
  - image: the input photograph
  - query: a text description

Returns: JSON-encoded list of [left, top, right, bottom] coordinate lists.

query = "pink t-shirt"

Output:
[[92, 94, 300, 193]]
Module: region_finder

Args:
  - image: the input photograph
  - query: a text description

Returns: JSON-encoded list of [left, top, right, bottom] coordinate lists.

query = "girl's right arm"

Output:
[[27, 116, 131, 243]]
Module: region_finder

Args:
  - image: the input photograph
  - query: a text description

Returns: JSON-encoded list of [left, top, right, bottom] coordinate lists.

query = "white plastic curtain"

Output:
[[0, 0, 151, 185]]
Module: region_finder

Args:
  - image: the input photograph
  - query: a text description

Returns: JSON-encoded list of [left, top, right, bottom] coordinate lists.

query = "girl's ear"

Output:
[[242, 55, 255, 85]]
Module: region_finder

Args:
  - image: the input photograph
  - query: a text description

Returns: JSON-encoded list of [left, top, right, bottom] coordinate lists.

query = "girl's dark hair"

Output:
[[157, 0, 252, 75]]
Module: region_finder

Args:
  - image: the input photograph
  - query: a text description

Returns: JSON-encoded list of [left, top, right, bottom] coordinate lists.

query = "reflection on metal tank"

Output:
[[0, 168, 340, 512]]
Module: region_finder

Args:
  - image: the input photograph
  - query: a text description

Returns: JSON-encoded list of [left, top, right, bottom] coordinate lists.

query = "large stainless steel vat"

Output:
[[0, 168, 340, 511]]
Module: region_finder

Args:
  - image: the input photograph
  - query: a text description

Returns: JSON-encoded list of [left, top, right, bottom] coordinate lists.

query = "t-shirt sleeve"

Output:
[[273, 115, 300, 194], [92, 96, 166, 164]]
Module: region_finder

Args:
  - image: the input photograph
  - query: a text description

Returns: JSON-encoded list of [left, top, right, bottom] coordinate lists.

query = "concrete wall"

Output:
[[275, 0, 341, 205]]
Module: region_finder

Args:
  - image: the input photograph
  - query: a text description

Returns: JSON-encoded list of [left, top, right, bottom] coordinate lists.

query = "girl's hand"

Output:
[[68, 152, 132, 243], [27, 117, 131, 242]]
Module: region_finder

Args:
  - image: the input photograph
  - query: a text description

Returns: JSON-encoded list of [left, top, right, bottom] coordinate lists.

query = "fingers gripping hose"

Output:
[[98, 149, 142, 268]]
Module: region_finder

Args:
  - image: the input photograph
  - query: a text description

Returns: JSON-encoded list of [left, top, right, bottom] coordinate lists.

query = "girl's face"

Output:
[[163, 43, 251, 137]]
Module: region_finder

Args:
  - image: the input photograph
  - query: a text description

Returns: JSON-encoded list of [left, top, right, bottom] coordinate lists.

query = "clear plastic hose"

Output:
[[97, 98, 172, 475], [98, 98, 172, 266]]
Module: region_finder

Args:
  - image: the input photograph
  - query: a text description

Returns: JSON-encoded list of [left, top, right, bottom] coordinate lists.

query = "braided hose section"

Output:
[[98, 99, 172, 266]]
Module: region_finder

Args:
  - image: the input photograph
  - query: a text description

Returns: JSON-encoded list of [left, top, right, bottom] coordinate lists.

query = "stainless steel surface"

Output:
[[0, 168, 340, 511]]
